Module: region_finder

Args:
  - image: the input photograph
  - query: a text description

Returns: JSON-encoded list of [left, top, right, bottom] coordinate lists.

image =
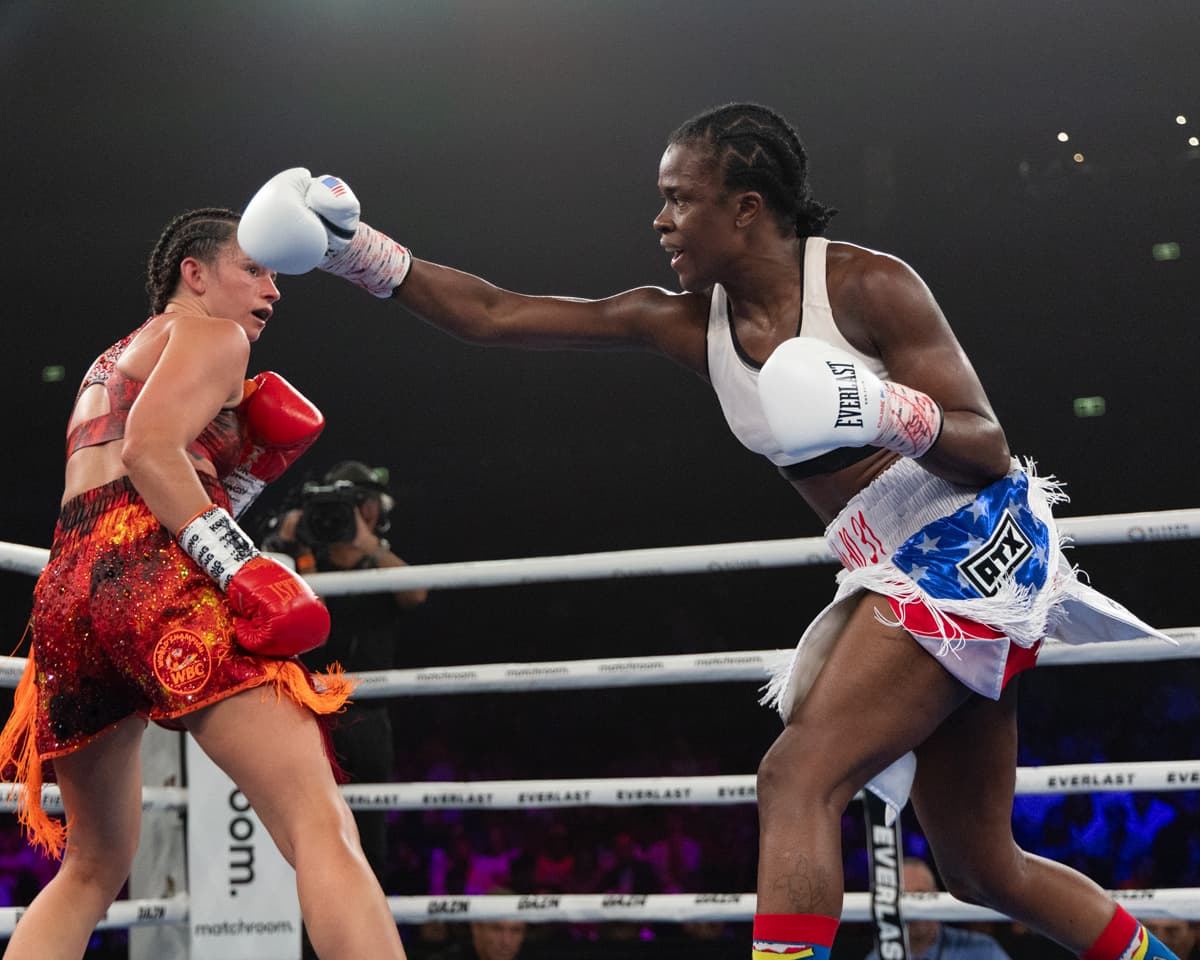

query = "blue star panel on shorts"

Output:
[[890, 471, 1051, 601]]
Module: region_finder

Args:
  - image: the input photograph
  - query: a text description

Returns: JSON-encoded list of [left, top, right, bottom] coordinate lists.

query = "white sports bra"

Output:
[[706, 236, 889, 478]]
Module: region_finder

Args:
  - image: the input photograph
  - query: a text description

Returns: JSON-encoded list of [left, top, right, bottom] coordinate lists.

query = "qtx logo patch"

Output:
[[957, 512, 1033, 597]]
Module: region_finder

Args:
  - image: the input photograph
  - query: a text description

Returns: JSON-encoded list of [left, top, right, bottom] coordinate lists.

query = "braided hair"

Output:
[[145, 207, 240, 314], [668, 103, 837, 238]]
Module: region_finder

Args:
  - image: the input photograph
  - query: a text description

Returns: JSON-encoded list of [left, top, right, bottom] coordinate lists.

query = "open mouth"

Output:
[[251, 309, 271, 322]]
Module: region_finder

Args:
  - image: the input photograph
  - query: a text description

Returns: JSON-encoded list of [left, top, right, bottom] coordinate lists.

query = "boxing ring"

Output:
[[1, 506, 1199, 945]]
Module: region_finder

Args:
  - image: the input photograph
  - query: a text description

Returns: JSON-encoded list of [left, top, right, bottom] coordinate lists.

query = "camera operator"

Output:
[[262, 460, 427, 894]]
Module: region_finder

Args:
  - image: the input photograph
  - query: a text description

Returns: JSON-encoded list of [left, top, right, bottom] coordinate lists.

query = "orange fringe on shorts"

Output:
[[0, 651, 354, 860]]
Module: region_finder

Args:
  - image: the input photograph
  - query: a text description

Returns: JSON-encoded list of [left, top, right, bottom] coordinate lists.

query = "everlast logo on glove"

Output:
[[827, 361, 865, 428], [957, 512, 1034, 597]]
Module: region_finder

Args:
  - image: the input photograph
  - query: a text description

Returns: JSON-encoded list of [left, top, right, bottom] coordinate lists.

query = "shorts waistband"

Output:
[[58, 473, 225, 533], [824, 459, 980, 570], [58, 476, 139, 531]]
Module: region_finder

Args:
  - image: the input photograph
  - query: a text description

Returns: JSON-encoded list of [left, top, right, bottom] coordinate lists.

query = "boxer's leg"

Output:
[[912, 683, 1178, 959], [184, 688, 406, 960], [753, 592, 970, 958], [3, 716, 146, 960]]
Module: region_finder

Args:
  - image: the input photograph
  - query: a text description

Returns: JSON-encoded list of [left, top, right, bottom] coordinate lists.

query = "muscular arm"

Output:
[[393, 260, 710, 374], [833, 246, 1011, 486], [122, 315, 250, 532]]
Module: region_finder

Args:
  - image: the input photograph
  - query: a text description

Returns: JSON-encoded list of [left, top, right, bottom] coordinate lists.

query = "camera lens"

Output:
[[296, 482, 360, 545]]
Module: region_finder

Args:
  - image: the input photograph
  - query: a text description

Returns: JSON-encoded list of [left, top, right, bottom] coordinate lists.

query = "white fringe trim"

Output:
[[843, 458, 1071, 652], [762, 458, 1074, 714]]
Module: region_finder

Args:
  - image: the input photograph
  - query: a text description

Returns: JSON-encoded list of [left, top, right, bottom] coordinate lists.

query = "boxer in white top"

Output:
[[238, 103, 1177, 960]]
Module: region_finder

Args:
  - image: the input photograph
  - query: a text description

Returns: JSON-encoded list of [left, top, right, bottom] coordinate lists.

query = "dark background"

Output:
[[2, 0, 1195, 640], [0, 3, 1197, 953]]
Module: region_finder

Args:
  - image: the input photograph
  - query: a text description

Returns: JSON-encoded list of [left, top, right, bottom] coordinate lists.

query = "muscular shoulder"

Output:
[[602, 285, 710, 374], [825, 241, 946, 352], [608, 284, 708, 323], [164, 311, 251, 360], [827, 242, 931, 318]]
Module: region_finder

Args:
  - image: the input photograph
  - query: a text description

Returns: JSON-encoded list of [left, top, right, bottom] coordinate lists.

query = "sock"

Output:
[[752, 913, 839, 959], [1081, 905, 1179, 960]]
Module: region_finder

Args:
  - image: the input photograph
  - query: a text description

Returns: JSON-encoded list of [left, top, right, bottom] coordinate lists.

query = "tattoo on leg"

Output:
[[770, 854, 834, 913]]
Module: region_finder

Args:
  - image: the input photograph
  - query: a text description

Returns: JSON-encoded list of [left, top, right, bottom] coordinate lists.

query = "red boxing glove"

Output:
[[177, 505, 330, 656], [225, 372, 325, 517], [226, 555, 331, 656]]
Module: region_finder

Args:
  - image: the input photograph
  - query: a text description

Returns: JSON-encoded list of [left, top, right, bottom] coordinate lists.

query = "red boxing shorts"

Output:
[[0, 475, 351, 856]]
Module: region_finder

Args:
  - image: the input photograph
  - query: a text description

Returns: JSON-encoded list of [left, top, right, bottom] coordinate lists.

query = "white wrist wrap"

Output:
[[222, 467, 266, 519], [876, 381, 944, 459], [320, 221, 412, 298], [177, 505, 260, 590]]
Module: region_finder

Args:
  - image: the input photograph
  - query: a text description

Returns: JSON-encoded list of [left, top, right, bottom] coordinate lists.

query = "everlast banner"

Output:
[[186, 738, 301, 959], [863, 792, 910, 960]]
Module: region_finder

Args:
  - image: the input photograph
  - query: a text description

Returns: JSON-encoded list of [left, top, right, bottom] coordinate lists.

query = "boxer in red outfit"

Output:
[[0, 207, 406, 960]]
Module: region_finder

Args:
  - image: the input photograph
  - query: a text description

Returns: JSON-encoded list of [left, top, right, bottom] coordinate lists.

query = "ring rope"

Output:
[[0, 509, 1195, 940], [1, 630, 1196, 697], [4, 887, 1199, 938], [330, 758, 1200, 810], [6, 758, 1193, 818], [1, 507, 1196, 585], [305, 507, 1200, 594], [386, 888, 1200, 924], [0, 896, 188, 938], [0, 784, 185, 814], [324, 631, 1200, 698]]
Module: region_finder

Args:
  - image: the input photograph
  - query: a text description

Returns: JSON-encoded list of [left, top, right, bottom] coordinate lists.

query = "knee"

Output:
[[756, 728, 851, 819], [288, 798, 364, 867], [935, 847, 1023, 908], [59, 845, 135, 903], [937, 864, 986, 906]]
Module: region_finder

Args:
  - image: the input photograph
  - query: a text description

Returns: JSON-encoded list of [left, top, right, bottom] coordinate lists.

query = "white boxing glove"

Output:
[[759, 337, 943, 461], [237, 168, 349, 273], [238, 168, 411, 296]]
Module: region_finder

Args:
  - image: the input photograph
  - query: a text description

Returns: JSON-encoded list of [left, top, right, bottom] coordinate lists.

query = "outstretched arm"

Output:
[[238, 168, 711, 371], [394, 258, 695, 356]]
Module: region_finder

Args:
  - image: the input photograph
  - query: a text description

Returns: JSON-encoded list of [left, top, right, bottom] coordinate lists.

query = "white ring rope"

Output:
[[1, 508, 1197, 586], [1, 630, 1196, 696], [0, 895, 189, 937], [0, 508, 1195, 939], [385, 888, 1200, 924], [331, 760, 1200, 810], [0, 784, 185, 814], [321, 630, 1200, 698], [3, 887, 1200, 937], [5, 757, 1195, 819]]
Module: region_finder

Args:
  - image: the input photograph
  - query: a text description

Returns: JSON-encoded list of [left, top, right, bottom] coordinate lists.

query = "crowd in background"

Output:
[[1, 578, 1197, 957]]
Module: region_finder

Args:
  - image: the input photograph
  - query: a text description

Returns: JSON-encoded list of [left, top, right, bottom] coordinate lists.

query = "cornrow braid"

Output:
[[668, 103, 837, 238], [145, 207, 240, 314]]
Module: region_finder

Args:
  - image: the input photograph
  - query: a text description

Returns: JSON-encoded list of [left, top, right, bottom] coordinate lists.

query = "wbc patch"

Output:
[[890, 470, 1051, 602], [153, 629, 212, 696]]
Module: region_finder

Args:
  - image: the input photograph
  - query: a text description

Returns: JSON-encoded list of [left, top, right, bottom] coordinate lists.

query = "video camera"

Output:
[[295, 480, 370, 546]]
